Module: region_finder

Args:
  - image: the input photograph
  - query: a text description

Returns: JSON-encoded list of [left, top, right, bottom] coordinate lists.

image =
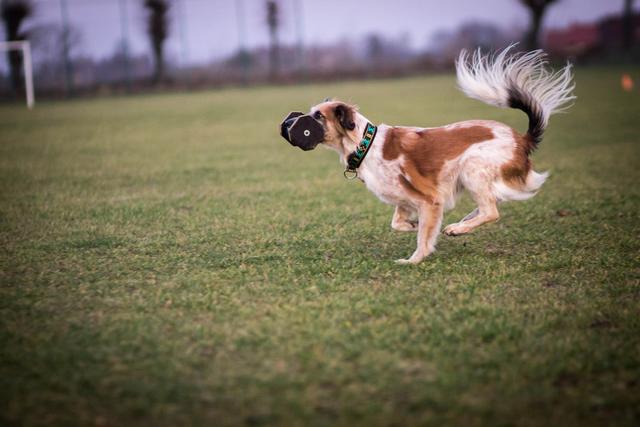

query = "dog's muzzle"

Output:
[[280, 111, 325, 151]]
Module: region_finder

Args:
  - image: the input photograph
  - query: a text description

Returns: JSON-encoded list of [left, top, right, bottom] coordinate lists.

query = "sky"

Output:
[[15, 0, 640, 65]]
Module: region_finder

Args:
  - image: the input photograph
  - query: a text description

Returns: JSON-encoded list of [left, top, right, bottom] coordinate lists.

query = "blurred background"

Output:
[[1, 0, 639, 99]]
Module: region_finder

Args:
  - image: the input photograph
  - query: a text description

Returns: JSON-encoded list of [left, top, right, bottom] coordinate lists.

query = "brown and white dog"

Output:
[[298, 47, 574, 264]]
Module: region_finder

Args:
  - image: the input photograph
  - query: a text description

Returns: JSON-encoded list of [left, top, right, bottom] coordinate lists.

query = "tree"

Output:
[[519, 0, 559, 50], [366, 34, 384, 64], [266, 0, 280, 80], [622, 0, 635, 52], [144, 0, 169, 84], [1, 0, 32, 93]]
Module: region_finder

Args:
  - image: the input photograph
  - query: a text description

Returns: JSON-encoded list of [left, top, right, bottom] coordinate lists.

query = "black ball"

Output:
[[287, 116, 324, 150], [280, 111, 304, 141]]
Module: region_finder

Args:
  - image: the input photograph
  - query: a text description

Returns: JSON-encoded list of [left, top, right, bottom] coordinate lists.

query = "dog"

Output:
[[281, 46, 575, 264]]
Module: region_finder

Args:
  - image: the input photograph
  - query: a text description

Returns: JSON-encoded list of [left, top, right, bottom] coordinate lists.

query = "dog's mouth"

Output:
[[280, 112, 325, 151]]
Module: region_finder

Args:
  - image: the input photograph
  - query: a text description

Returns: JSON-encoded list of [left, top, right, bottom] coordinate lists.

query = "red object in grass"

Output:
[[621, 74, 634, 92]]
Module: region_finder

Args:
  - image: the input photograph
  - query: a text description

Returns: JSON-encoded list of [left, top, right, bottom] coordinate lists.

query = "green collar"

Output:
[[344, 122, 377, 179]]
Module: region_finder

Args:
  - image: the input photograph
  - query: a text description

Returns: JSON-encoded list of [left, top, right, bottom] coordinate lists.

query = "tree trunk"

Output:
[[6, 43, 23, 94], [2, 1, 31, 95], [623, 0, 635, 52], [266, 1, 279, 81], [145, 0, 168, 86], [153, 41, 164, 83], [269, 28, 279, 80], [525, 6, 545, 50]]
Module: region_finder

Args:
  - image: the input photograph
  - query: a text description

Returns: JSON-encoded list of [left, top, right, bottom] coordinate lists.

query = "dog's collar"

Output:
[[344, 122, 377, 180]]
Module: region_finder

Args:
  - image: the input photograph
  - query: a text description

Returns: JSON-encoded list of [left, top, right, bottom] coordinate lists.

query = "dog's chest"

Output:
[[358, 142, 404, 206]]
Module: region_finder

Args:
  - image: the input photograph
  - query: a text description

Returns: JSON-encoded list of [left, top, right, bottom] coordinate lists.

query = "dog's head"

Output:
[[280, 100, 358, 151]]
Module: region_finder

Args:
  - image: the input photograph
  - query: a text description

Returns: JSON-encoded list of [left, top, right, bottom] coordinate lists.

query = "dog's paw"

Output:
[[443, 223, 471, 236], [391, 221, 417, 232], [395, 256, 424, 265]]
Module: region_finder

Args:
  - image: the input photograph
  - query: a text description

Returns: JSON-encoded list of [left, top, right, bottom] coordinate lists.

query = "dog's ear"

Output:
[[334, 103, 355, 131]]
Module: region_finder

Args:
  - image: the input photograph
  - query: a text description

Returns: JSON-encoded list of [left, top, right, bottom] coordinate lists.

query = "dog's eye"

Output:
[[313, 111, 324, 120]]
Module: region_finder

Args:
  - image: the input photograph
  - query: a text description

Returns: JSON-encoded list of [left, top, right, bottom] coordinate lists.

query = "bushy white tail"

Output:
[[456, 45, 575, 146]]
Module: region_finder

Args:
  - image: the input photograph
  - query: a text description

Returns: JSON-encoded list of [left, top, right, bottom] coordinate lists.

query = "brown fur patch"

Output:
[[315, 102, 359, 153], [500, 129, 534, 185], [317, 102, 356, 136], [382, 131, 401, 159], [385, 125, 494, 201], [398, 174, 430, 203]]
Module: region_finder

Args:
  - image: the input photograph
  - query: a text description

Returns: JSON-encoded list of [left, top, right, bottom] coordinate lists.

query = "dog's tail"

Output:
[[455, 45, 575, 149]]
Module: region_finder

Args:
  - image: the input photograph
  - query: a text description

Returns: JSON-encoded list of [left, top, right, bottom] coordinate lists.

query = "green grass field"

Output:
[[1, 68, 639, 426]]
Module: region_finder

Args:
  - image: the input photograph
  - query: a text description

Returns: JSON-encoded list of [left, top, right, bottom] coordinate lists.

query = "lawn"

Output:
[[1, 68, 639, 426]]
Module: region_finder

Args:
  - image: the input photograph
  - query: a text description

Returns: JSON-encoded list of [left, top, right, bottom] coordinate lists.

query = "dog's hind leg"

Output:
[[396, 201, 444, 264], [461, 208, 479, 222], [444, 196, 499, 236], [441, 208, 478, 233], [391, 205, 417, 231], [460, 208, 480, 222]]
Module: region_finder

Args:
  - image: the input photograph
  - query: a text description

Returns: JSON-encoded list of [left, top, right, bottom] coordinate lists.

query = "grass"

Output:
[[1, 67, 639, 426]]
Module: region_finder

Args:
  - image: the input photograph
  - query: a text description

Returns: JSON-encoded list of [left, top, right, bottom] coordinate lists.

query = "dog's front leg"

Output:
[[396, 201, 443, 264]]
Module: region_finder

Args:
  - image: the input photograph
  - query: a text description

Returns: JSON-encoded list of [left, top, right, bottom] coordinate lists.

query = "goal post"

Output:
[[0, 40, 34, 109]]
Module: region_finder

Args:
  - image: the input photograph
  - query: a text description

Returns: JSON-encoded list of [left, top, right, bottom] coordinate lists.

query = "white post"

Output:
[[0, 40, 34, 109], [22, 41, 34, 109]]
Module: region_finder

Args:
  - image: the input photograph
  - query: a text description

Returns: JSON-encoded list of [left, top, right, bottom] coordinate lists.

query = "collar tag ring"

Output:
[[343, 169, 358, 180]]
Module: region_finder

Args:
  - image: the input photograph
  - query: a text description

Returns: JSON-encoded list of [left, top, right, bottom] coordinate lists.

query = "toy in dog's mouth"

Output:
[[280, 111, 325, 151]]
